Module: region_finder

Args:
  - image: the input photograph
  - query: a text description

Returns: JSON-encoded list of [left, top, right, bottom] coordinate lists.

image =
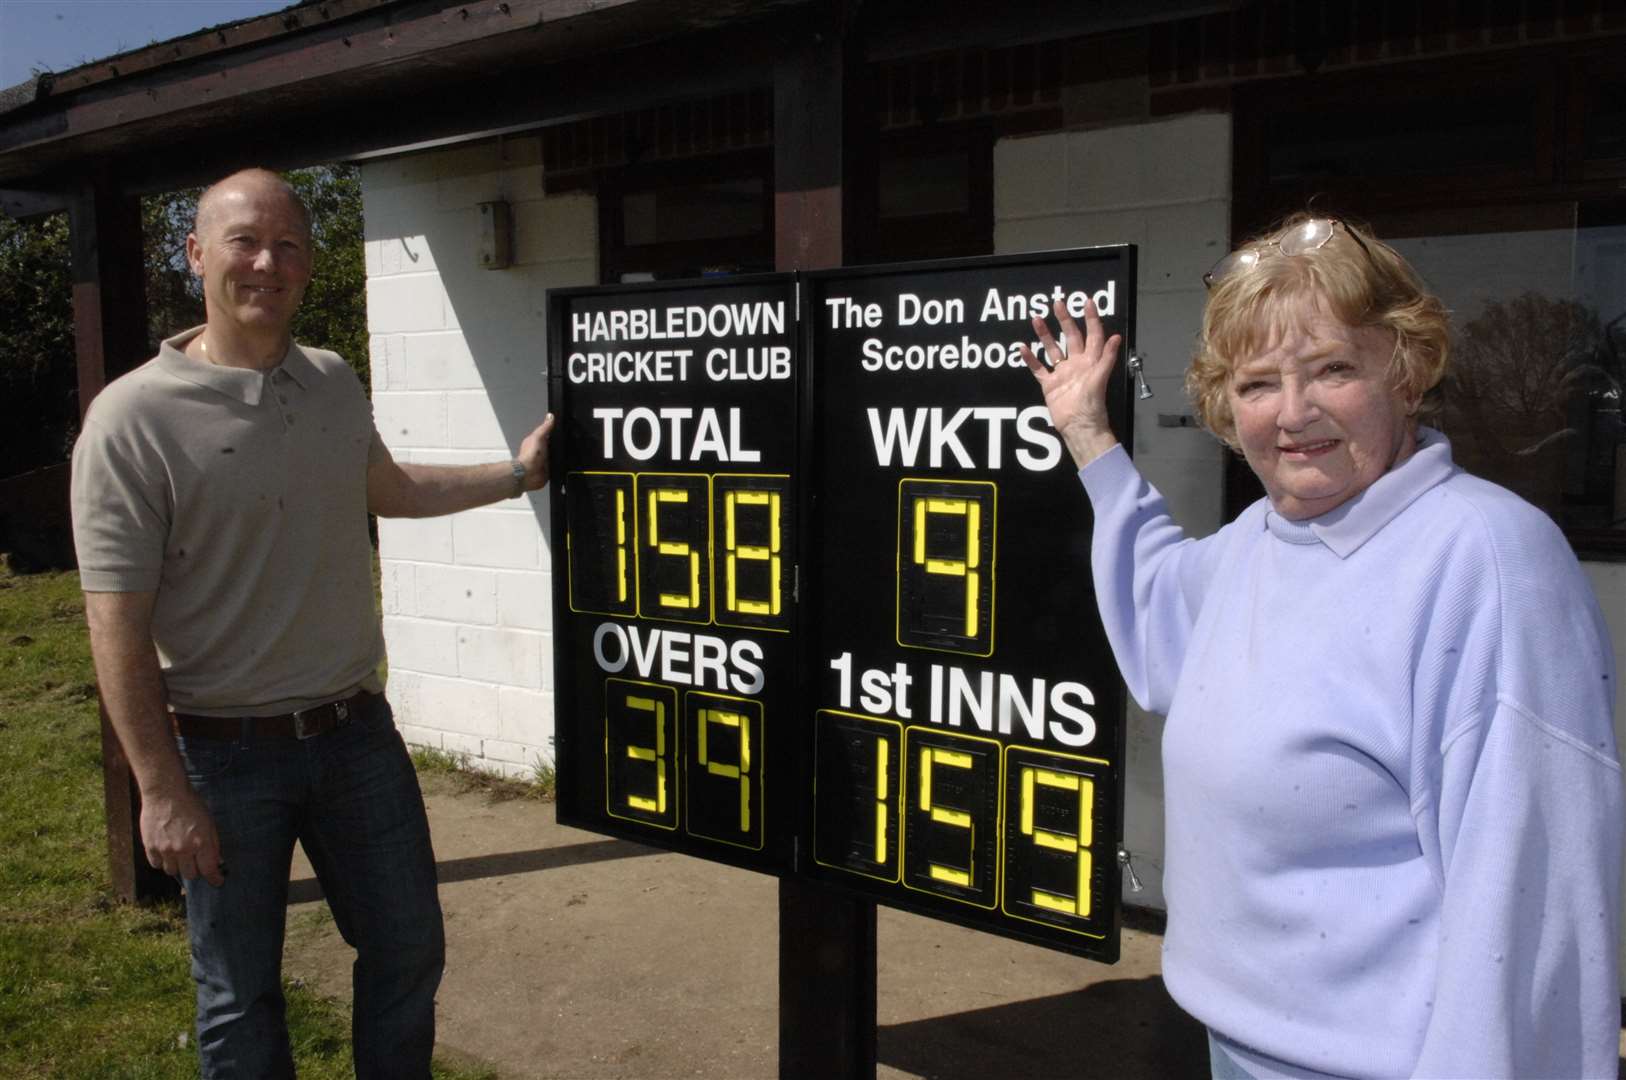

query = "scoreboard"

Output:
[[548, 248, 1134, 960], [549, 277, 800, 872]]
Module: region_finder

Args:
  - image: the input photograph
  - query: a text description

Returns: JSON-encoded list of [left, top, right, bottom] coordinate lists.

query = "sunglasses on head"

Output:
[[1202, 217, 1376, 289]]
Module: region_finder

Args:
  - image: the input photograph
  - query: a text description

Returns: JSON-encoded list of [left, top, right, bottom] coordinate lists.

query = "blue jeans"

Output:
[[176, 694, 445, 1079]]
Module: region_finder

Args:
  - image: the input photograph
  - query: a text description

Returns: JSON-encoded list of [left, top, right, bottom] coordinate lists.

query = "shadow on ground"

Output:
[[879, 976, 1208, 1080], [287, 837, 654, 903]]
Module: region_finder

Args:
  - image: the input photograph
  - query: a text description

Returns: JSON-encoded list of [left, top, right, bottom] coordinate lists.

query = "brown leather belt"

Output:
[[171, 690, 376, 740]]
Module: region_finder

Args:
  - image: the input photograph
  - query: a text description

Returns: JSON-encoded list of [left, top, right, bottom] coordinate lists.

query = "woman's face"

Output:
[[1227, 295, 1418, 521]]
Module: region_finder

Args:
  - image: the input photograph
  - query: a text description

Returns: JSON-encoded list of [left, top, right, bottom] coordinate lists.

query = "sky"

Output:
[[0, 0, 292, 90]]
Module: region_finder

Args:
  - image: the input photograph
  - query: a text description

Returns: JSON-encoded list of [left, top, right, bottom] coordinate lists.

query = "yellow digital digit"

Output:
[[614, 488, 628, 603], [725, 490, 781, 616], [634, 474, 711, 624], [897, 479, 996, 657], [698, 707, 752, 832], [813, 710, 902, 883], [873, 736, 889, 864], [566, 472, 635, 616], [902, 728, 999, 908], [623, 695, 667, 813], [684, 692, 764, 851], [649, 488, 701, 609], [913, 497, 980, 638], [919, 746, 975, 885], [713, 475, 791, 632], [1021, 767, 1093, 917], [1001, 746, 1109, 937], [605, 679, 677, 831]]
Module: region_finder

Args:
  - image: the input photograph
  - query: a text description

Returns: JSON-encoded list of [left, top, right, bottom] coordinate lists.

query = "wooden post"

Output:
[[68, 172, 174, 905], [773, 19, 876, 1080]]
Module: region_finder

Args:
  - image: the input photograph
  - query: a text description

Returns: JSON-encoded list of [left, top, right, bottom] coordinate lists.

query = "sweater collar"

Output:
[[156, 326, 310, 405], [1262, 427, 1457, 558]]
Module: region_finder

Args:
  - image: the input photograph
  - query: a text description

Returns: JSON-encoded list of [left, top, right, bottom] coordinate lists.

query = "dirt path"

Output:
[[284, 774, 1207, 1078]]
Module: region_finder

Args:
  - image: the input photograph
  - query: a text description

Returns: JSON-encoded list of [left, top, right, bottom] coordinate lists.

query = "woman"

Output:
[[1022, 215, 1623, 1078]]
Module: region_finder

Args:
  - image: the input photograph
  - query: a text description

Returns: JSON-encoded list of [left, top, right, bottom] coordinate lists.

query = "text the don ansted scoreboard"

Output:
[[547, 248, 1134, 960]]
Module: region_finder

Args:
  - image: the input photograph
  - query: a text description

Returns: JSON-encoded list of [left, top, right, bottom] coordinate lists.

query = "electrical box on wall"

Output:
[[479, 200, 513, 269]]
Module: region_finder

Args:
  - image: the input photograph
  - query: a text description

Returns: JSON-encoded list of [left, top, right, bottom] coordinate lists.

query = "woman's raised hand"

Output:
[[1019, 296, 1123, 469]]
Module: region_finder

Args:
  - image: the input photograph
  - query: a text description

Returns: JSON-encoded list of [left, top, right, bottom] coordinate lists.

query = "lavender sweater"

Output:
[[1080, 429, 1622, 1079]]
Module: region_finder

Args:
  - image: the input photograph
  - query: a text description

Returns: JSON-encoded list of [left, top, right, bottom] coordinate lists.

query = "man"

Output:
[[70, 167, 553, 1078]]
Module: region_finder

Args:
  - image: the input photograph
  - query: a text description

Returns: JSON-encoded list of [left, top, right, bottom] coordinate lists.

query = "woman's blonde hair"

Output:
[[1186, 213, 1451, 449]]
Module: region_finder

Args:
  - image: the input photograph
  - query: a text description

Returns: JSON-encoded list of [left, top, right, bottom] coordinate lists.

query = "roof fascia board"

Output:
[[0, 0, 643, 157]]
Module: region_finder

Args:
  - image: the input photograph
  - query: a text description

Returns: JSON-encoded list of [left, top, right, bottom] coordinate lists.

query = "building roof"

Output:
[[0, 0, 814, 196], [0, 0, 1243, 203]]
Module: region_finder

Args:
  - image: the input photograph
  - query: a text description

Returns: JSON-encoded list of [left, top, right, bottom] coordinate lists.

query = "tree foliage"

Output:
[[0, 164, 367, 481], [1442, 291, 1621, 522], [0, 211, 76, 475]]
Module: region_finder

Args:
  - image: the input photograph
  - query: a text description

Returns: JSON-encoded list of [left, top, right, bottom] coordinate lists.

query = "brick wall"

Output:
[[362, 135, 596, 779], [993, 111, 1232, 908]]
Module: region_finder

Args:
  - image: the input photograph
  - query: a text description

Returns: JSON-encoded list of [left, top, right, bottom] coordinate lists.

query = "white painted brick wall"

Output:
[[414, 565, 497, 625], [499, 686, 554, 743], [377, 516, 454, 564], [364, 135, 595, 780], [397, 332, 481, 390], [381, 616, 460, 677], [497, 570, 552, 631], [367, 274, 450, 333], [455, 626, 544, 689], [372, 390, 448, 448], [446, 391, 507, 449], [995, 111, 1233, 910], [452, 511, 545, 569]]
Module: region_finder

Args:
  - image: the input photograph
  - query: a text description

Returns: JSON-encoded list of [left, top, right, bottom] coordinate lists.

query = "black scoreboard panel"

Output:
[[801, 249, 1134, 961], [548, 249, 1135, 960], [549, 276, 800, 873]]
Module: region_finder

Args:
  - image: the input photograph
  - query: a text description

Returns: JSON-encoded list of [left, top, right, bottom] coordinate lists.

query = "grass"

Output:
[[0, 562, 498, 1079], [408, 745, 557, 802]]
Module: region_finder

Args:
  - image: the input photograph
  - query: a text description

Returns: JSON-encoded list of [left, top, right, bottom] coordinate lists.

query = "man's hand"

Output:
[[514, 413, 556, 492], [83, 588, 224, 887], [140, 782, 225, 886], [1019, 297, 1123, 469]]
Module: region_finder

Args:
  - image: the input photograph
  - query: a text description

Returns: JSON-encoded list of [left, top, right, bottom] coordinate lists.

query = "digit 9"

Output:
[[897, 479, 996, 657]]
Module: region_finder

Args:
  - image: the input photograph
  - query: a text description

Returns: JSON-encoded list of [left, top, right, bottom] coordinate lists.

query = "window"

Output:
[[1232, 46, 1626, 557], [599, 153, 773, 283], [852, 126, 993, 264], [1385, 203, 1626, 556]]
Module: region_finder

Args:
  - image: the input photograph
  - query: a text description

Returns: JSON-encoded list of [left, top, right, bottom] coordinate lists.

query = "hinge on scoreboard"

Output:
[[794, 279, 801, 323], [1126, 353, 1153, 400], [1117, 846, 1144, 893], [792, 563, 800, 604]]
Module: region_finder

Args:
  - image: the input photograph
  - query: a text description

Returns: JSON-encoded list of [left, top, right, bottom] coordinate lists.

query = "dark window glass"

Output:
[[623, 178, 766, 246], [877, 150, 971, 220], [1585, 79, 1626, 164], [1266, 93, 1534, 183], [1390, 203, 1626, 553]]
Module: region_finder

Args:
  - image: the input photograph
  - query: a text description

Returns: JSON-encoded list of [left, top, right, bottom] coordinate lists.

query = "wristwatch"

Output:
[[509, 459, 527, 497]]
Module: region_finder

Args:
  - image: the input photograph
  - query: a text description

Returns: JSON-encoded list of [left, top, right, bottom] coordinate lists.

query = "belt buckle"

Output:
[[291, 704, 326, 740]]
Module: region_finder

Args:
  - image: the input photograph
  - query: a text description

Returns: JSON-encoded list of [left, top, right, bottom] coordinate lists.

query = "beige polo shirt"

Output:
[[71, 327, 385, 716]]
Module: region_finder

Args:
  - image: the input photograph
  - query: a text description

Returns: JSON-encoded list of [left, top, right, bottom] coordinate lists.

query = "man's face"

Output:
[[185, 178, 312, 338]]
